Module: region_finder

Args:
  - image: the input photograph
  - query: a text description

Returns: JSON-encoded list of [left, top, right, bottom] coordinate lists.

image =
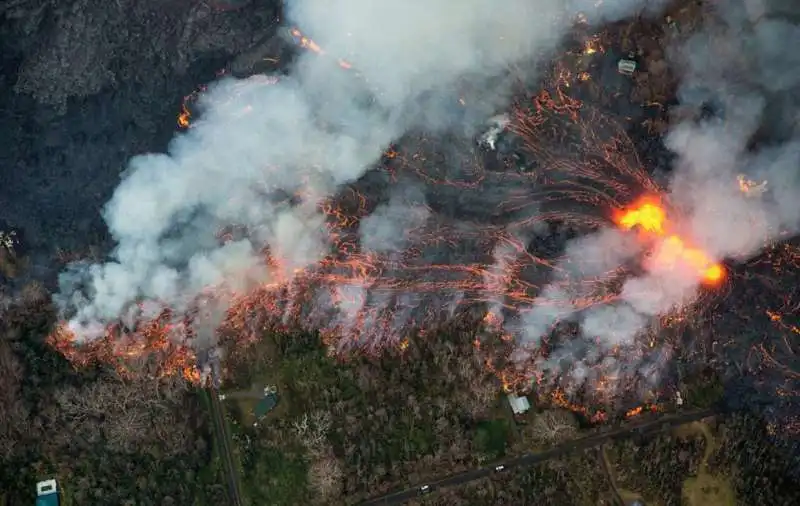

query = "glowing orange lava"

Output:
[[737, 174, 767, 197], [56, 54, 738, 421], [290, 27, 352, 70], [615, 198, 724, 285], [615, 198, 666, 234], [48, 320, 203, 385], [655, 235, 724, 284], [177, 103, 191, 129]]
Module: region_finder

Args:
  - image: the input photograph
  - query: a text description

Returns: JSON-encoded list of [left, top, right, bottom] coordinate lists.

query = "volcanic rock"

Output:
[[0, 0, 281, 273]]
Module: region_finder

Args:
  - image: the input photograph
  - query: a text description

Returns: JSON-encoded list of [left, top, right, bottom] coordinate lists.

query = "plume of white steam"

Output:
[[660, 2, 800, 297], [57, 0, 668, 341], [517, 228, 645, 347], [482, 233, 529, 326], [358, 186, 429, 254], [517, 0, 800, 390]]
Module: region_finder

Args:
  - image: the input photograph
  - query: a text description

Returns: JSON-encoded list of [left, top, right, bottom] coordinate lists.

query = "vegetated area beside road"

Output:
[[0, 285, 796, 506], [219, 320, 516, 505], [0, 285, 227, 506], [409, 413, 800, 506], [212, 312, 797, 506]]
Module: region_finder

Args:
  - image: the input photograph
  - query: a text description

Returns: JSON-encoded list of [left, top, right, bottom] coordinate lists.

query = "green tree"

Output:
[[473, 419, 510, 458]]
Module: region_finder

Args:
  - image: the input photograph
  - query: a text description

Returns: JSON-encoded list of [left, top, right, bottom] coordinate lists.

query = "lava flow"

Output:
[[614, 197, 724, 285], [52, 32, 798, 428], [60, 64, 707, 397], [289, 27, 353, 69], [49, 310, 201, 383]]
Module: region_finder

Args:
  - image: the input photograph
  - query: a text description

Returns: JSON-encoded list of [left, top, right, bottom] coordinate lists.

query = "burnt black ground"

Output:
[[0, 0, 282, 285]]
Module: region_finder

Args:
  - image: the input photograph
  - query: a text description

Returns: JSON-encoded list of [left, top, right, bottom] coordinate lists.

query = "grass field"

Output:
[[683, 473, 736, 506], [674, 420, 736, 506]]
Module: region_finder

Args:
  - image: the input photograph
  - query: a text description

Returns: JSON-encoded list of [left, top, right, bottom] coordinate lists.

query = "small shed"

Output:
[[36, 479, 59, 506], [507, 394, 531, 415], [618, 58, 637, 76]]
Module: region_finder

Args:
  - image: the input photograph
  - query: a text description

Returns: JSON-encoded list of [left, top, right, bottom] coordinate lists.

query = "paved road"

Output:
[[361, 409, 716, 505], [209, 386, 245, 506]]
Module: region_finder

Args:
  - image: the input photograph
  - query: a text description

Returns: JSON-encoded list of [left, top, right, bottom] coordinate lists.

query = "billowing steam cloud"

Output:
[[668, 5, 800, 252], [518, 0, 800, 391], [359, 185, 430, 254], [56, 0, 667, 341]]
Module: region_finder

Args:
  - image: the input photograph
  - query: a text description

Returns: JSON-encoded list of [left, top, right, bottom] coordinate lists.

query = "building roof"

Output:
[[507, 394, 531, 415], [35, 480, 59, 506], [36, 495, 59, 506], [254, 392, 279, 419]]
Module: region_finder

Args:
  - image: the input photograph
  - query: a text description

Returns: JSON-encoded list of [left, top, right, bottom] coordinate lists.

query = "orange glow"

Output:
[[615, 199, 666, 234], [581, 35, 604, 56], [737, 174, 768, 197], [767, 310, 800, 335], [177, 103, 191, 129], [615, 199, 724, 285], [291, 28, 323, 53], [290, 27, 353, 70], [653, 235, 724, 284], [550, 388, 607, 422], [53, 57, 739, 419], [497, 370, 514, 392], [49, 320, 203, 385], [625, 406, 643, 418]]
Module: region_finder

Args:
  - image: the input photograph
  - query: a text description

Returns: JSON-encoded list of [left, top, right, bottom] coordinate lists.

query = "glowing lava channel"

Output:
[[615, 198, 724, 285]]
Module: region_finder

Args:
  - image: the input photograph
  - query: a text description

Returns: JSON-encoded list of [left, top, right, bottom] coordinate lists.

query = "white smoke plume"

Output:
[[57, 0, 669, 341], [358, 186, 430, 254], [647, 0, 800, 313], [517, 0, 800, 389]]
